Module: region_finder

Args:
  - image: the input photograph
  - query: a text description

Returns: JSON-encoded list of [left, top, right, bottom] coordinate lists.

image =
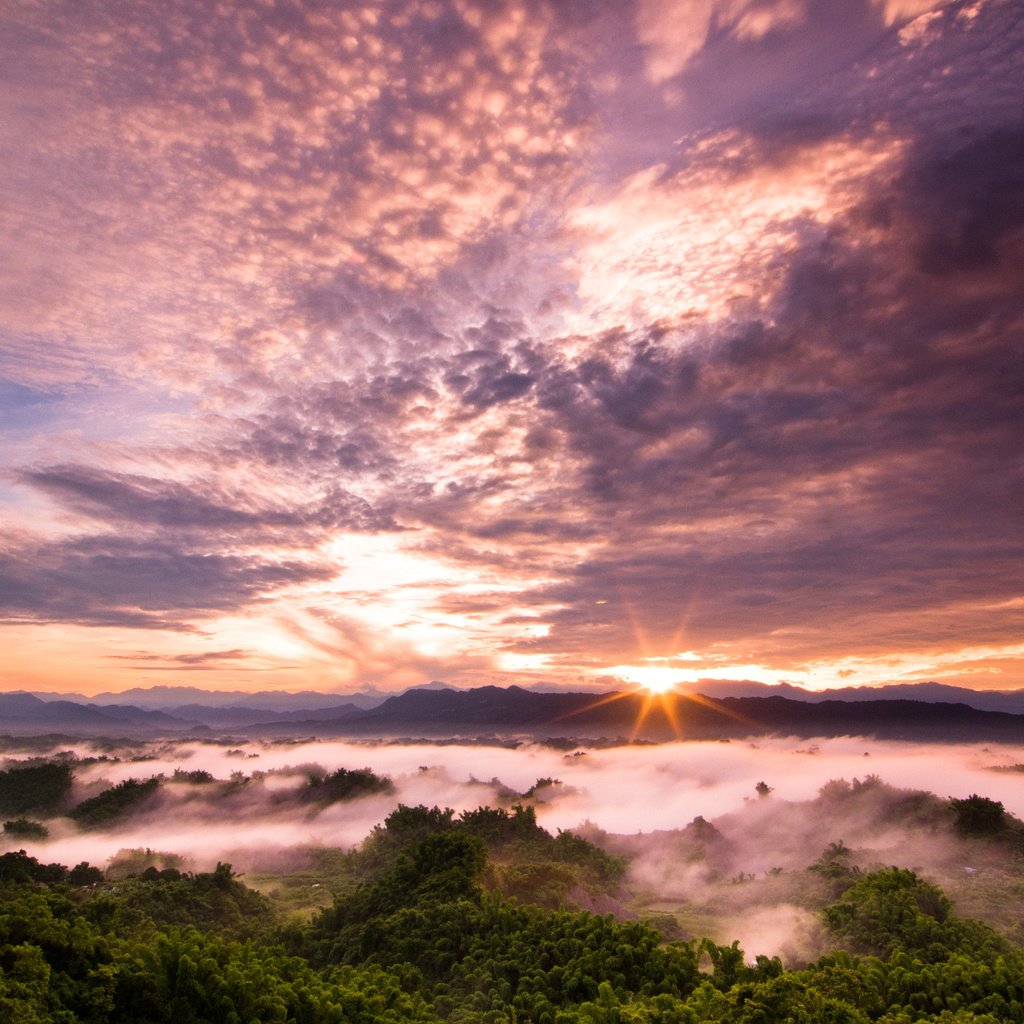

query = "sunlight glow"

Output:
[[606, 665, 685, 694]]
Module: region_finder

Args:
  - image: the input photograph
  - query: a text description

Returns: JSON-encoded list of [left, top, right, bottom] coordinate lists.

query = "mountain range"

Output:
[[674, 680, 1024, 715], [3, 683, 1024, 742], [20, 679, 1024, 715], [23, 684, 389, 711]]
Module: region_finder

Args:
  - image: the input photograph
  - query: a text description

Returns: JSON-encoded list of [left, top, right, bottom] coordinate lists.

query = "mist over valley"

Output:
[[5, 729, 1024, 953]]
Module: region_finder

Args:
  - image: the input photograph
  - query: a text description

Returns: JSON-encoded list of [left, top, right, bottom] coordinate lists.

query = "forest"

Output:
[[3, 743, 1024, 1023]]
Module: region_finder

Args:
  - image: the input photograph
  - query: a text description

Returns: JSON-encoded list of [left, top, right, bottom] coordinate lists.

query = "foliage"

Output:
[[3, 817, 49, 839], [105, 848, 190, 881], [951, 794, 1007, 836], [809, 839, 862, 896], [69, 777, 161, 830], [0, 850, 102, 886], [92, 862, 271, 941], [0, 882, 119, 1023], [524, 777, 561, 797], [816, 776, 951, 830], [822, 867, 1007, 962], [301, 767, 395, 804], [0, 874, 437, 1024], [349, 803, 623, 907], [0, 762, 73, 816], [5, 800, 1024, 1024], [170, 769, 215, 785]]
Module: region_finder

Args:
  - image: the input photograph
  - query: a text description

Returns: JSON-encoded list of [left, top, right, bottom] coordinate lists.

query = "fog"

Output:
[[4, 734, 1023, 960], [6, 734, 1022, 865]]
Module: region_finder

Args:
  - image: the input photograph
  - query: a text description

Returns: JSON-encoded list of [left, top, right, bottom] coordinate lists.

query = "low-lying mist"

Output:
[[4, 734, 1023, 961], [6, 735, 1024, 865]]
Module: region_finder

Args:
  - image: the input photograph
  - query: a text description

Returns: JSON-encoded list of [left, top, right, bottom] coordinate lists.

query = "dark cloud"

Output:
[[676, 0, 888, 131], [19, 465, 401, 535], [450, 363, 537, 411], [120, 651, 255, 672], [498, 122, 1024, 661], [0, 536, 332, 630], [237, 369, 441, 488], [108, 649, 249, 666], [1, 0, 1022, 689], [907, 125, 1024, 275]]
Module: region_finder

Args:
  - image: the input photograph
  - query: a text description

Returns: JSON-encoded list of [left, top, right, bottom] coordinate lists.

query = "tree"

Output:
[[951, 794, 1006, 836], [823, 867, 1004, 961], [3, 818, 49, 839]]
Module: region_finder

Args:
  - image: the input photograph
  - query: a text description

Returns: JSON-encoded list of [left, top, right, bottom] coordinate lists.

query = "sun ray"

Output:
[[628, 692, 655, 741], [663, 587, 703, 658], [659, 692, 684, 737], [678, 690, 760, 730], [546, 685, 694, 740], [547, 687, 637, 726], [620, 594, 654, 661]]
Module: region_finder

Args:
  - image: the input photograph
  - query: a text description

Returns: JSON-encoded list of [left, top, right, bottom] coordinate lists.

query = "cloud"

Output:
[[634, 0, 878, 86], [0, 0, 1021, 691], [905, 125, 1024, 276], [0, 535, 332, 630], [513, 160, 1024, 666], [19, 464, 401, 536], [108, 649, 250, 670], [7, 734, 1024, 906], [0, 0, 594, 401]]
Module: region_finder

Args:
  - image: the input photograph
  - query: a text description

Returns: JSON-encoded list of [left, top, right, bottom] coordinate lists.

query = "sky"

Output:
[[1, 0, 1023, 697]]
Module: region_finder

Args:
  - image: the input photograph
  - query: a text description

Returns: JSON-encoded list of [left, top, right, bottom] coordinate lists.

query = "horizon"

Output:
[[11, 676, 1024, 703], [2, 0, 1023, 699]]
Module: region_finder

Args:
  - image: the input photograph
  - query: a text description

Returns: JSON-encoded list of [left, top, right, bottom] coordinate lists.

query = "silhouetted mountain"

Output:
[[0, 692, 52, 716], [5, 685, 1024, 742], [0, 692, 206, 736], [687, 680, 1024, 715], [818, 682, 1024, 715], [20, 680, 1024, 724], [232, 686, 1024, 742], [25, 685, 387, 712], [163, 702, 366, 729]]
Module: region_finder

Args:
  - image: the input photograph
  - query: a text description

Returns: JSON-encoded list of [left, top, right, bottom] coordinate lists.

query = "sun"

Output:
[[639, 675, 680, 695], [548, 662, 758, 741], [606, 665, 685, 695]]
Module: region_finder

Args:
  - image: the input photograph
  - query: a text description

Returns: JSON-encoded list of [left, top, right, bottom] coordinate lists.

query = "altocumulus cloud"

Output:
[[0, 0, 1021, 691]]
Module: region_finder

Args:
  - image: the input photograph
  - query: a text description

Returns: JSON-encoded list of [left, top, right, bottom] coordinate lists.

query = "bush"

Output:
[[69, 777, 161, 830], [3, 817, 49, 839]]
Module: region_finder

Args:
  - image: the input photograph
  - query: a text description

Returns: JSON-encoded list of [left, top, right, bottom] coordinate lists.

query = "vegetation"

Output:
[[3, 817, 49, 839], [6, 753, 1024, 1023], [345, 803, 625, 909], [171, 768, 216, 785], [4, 792, 1024, 1024], [0, 761, 73, 816], [0, 849, 103, 885], [301, 767, 395, 804], [952, 794, 1009, 836], [69, 776, 161, 829]]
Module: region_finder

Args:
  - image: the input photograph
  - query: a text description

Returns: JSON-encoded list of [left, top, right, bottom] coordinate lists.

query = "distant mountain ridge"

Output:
[[19, 679, 1024, 715], [682, 680, 1024, 715], [3, 682, 1024, 741], [0, 692, 208, 736], [23, 684, 387, 712], [236, 685, 1024, 743]]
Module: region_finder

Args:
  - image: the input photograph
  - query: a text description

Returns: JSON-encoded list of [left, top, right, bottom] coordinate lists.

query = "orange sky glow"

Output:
[[1, 0, 1022, 698]]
